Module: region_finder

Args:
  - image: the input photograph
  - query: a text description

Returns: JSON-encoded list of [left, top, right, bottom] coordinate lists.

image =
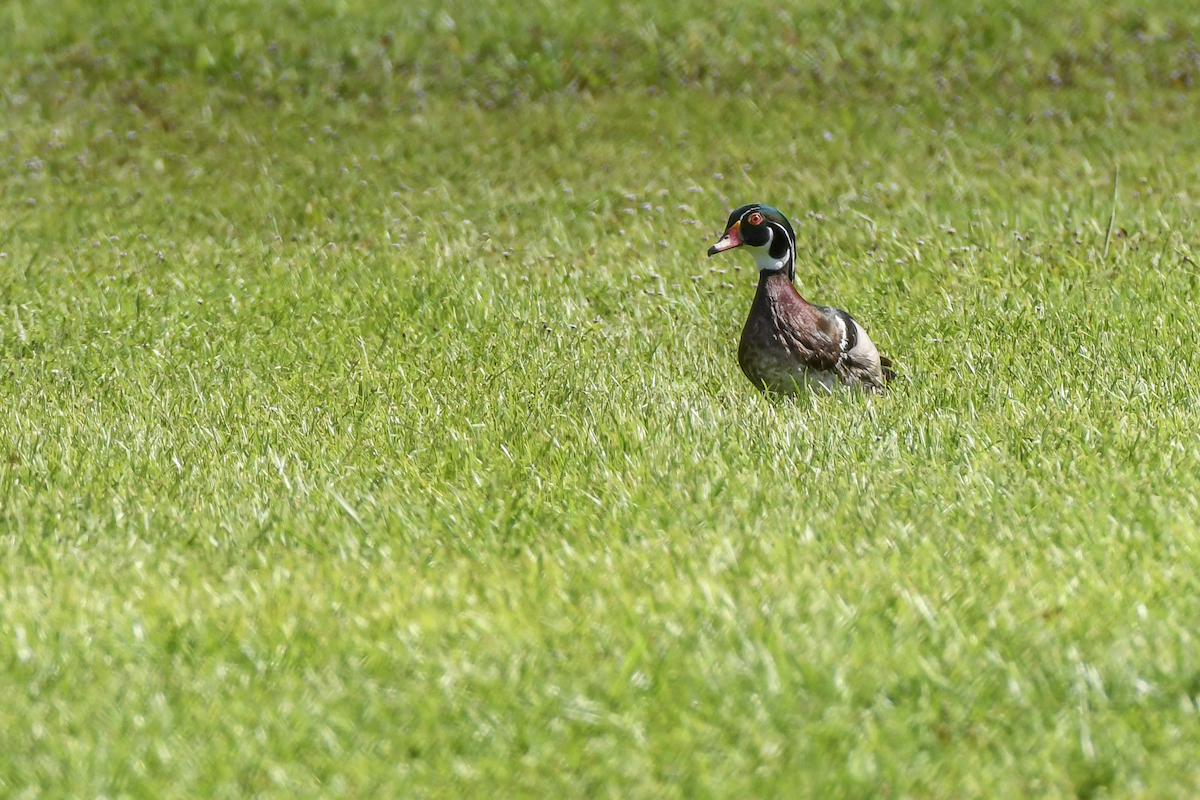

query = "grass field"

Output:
[[4, 1, 1200, 796]]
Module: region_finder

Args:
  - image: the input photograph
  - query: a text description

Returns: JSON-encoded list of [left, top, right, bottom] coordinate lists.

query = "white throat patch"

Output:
[[747, 227, 791, 273]]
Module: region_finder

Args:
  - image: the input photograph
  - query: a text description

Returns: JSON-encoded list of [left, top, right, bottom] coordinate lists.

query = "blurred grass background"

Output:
[[3, 1, 1200, 798], [5, 0, 1199, 103]]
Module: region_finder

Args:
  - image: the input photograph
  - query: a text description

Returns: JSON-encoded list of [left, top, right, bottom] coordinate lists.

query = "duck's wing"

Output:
[[776, 301, 845, 372], [816, 306, 890, 391]]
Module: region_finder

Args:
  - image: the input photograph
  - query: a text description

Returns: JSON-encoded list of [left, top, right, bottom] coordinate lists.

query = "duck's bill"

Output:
[[707, 223, 742, 256]]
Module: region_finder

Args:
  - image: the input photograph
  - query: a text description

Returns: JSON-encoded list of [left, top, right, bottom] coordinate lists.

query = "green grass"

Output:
[[4, 0, 1200, 797]]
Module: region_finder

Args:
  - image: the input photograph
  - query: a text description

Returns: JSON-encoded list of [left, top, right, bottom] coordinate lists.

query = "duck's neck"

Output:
[[756, 269, 807, 304]]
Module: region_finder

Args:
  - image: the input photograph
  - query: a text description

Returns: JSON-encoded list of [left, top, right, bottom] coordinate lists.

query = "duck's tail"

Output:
[[880, 354, 896, 383]]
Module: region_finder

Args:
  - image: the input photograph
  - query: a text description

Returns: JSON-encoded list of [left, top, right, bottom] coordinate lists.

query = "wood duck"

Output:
[[708, 203, 894, 394]]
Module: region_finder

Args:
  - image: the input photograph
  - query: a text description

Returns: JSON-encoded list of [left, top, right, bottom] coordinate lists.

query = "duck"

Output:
[[708, 203, 894, 394]]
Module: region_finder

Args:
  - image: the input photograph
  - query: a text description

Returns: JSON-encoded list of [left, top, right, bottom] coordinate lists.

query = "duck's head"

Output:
[[707, 203, 796, 282]]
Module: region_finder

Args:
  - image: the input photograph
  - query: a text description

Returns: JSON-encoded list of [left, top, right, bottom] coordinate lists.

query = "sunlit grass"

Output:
[[3, 1, 1200, 797]]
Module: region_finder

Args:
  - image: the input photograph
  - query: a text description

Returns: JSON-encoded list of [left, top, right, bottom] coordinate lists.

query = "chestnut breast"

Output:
[[737, 272, 841, 394]]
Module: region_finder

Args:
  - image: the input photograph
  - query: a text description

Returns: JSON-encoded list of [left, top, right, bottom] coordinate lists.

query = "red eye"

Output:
[[747, 212, 764, 225]]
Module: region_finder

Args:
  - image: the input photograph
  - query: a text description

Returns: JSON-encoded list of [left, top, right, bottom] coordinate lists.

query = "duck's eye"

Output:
[[747, 212, 764, 226]]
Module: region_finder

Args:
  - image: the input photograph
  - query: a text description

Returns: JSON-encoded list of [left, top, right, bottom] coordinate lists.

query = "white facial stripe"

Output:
[[770, 221, 796, 258]]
